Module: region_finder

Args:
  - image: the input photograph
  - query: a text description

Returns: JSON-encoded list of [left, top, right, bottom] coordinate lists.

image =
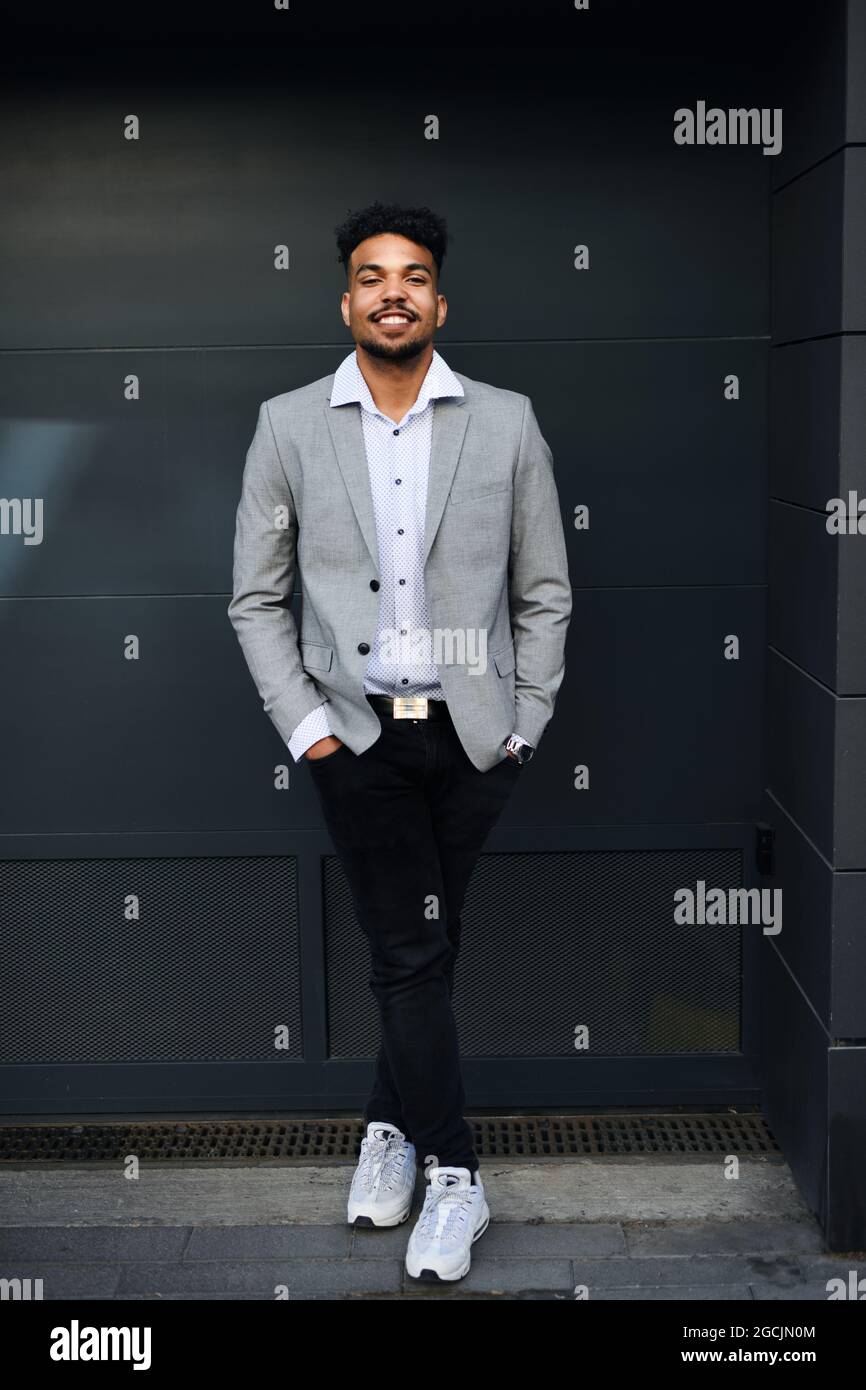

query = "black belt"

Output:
[[366, 693, 451, 721]]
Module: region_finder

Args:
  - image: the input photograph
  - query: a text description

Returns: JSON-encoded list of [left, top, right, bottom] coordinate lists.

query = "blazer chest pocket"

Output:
[[448, 480, 512, 505], [300, 640, 334, 672], [492, 640, 515, 677]]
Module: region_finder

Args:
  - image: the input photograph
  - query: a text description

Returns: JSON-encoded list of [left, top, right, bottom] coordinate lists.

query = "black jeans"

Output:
[[307, 696, 521, 1173]]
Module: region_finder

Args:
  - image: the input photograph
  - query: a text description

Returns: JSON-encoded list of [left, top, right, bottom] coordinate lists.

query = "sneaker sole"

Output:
[[405, 1206, 490, 1282], [349, 1201, 413, 1229]]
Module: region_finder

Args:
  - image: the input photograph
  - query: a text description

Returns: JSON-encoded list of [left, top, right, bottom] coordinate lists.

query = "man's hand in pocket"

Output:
[[304, 736, 344, 760]]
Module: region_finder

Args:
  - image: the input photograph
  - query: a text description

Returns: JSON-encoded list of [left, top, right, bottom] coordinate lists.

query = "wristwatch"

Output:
[[505, 734, 534, 765]]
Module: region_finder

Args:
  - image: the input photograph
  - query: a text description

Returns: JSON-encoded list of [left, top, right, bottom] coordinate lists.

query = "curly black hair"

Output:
[[334, 201, 448, 280]]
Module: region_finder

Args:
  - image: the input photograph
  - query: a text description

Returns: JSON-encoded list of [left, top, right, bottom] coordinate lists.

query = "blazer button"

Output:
[[370, 579, 380, 591], [358, 642, 370, 654]]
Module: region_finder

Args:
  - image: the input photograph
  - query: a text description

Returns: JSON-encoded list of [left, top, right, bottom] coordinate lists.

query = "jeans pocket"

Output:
[[307, 741, 348, 766]]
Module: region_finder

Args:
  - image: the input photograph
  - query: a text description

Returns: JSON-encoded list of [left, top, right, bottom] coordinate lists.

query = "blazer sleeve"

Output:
[[228, 401, 330, 744], [507, 395, 573, 748]]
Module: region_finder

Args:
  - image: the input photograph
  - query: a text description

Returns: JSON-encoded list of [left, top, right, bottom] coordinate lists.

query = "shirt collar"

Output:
[[329, 347, 464, 422]]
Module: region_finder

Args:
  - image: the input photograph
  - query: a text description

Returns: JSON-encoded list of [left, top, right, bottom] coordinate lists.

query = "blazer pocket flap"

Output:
[[300, 640, 334, 672], [492, 640, 516, 677], [448, 480, 512, 504]]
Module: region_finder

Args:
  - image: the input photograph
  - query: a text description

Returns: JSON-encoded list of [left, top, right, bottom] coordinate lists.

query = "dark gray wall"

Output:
[[764, 0, 866, 1251], [11, 0, 849, 1225]]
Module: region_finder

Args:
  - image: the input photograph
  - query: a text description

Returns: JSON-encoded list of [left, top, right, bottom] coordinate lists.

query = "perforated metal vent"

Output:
[[325, 848, 742, 1058], [0, 856, 302, 1064], [0, 1111, 778, 1164]]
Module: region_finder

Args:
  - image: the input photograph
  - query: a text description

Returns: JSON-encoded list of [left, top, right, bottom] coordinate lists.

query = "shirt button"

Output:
[[395, 478, 401, 484], [397, 528, 404, 535], [398, 578, 406, 585], [370, 579, 379, 591], [393, 428, 399, 435], [401, 678, 409, 684], [357, 642, 370, 654]]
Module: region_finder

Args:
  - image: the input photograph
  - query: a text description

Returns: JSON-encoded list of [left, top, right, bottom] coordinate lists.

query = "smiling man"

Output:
[[228, 201, 572, 1282]]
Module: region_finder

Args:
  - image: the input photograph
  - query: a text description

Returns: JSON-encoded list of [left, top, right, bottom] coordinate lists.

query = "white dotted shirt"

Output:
[[287, 347, 527, 761]]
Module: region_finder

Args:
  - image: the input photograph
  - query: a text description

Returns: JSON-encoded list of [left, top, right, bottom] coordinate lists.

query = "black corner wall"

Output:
[[765, 0, 866, 1252]]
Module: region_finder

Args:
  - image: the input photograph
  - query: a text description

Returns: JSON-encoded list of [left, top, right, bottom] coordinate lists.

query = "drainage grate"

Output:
[[0, 1113, 779, 1164]]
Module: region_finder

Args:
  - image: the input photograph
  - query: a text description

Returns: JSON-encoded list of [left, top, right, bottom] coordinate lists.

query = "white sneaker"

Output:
[[347, 1121, 416, 1228], [404, 1164, 490, 1281]]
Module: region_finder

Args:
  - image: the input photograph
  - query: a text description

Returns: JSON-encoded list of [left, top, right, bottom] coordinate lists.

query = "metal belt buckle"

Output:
[[392, 696, 428, 719]]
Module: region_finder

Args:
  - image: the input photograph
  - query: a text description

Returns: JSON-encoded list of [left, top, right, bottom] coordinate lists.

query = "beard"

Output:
[[355, 323, 434, 362]]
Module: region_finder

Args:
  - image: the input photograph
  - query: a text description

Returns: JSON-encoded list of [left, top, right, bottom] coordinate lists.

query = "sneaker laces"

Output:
[[418, 1176, 475, 1242], [356, 1131, 407, 1192]]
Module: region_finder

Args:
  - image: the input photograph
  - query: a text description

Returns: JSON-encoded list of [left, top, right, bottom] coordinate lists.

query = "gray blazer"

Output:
[[228, 369, 572, 772]]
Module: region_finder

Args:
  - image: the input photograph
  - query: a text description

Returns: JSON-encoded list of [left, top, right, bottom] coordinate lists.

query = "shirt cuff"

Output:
[[288, 702, 332, 761]]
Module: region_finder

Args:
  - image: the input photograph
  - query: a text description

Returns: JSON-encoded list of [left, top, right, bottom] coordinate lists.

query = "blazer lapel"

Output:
[[324, 401, 380, 571], [324, 391, 470, 573], [422, 395, 469, 567]]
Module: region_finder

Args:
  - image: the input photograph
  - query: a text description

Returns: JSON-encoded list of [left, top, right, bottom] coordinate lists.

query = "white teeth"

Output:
[[378, 316, 410, 324]]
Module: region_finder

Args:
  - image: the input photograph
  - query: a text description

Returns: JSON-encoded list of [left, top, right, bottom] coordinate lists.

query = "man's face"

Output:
[[341, 233, 446, 362]]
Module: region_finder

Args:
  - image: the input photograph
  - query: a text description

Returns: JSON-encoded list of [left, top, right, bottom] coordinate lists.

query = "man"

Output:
[[228, 201, 571, 1282]]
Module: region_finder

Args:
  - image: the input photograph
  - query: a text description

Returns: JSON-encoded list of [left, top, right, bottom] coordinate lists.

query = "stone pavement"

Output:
[[1, 1157, 863, 1300]]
